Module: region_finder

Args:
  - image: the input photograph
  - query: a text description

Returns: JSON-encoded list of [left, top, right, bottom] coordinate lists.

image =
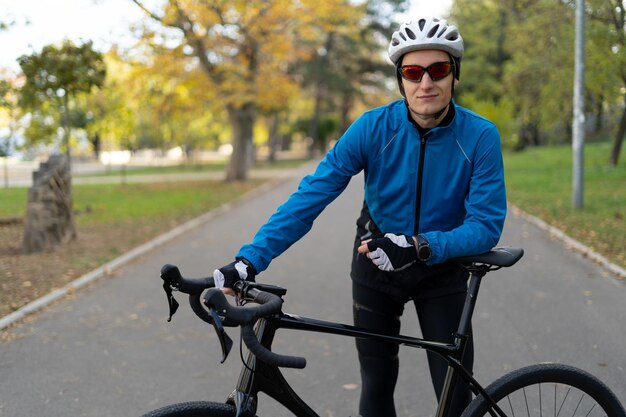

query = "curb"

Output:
[[509, 204, 626, 280], [0, 175, 292, 331]]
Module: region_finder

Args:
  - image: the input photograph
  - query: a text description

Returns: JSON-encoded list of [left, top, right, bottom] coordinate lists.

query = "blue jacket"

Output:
[[238, 100, 507, 273]]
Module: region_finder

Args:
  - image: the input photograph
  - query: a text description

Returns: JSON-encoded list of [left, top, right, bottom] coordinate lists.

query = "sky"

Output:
[[0, 0, 453, 72]]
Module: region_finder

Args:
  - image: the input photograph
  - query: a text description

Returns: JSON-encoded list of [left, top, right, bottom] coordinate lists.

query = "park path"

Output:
[[0, 161, 624, 417]]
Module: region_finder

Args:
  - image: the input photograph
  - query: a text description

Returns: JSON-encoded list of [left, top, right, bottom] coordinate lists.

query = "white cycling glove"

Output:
[[364, 233, 418, 272], [213, 258, 256, 289]]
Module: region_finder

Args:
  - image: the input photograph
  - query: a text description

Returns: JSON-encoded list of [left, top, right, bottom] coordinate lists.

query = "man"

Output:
[[215, 17, 507, 417]]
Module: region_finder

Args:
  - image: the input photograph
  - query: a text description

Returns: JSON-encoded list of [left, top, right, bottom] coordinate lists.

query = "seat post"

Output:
[[457, 268, 485, 337], [435, 268, 486, 417]]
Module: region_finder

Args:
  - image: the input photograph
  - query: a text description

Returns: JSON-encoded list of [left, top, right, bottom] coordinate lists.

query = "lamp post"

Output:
[[572, 0, 585, 209]]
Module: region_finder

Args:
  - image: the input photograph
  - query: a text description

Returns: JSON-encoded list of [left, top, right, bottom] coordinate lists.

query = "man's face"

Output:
[[400, 49, 456, 128]]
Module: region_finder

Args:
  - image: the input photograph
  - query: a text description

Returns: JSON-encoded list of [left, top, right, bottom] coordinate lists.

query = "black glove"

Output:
[[364, 233, 418, 272], [213, 258, 256, 289]]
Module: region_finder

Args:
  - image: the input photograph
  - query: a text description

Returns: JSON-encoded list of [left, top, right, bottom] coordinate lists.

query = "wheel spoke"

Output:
[[507, 395, 516, 417], [523, 387, 531, 417], [539, 383, 543, 417], [583, 402, 596, 417], [556, 386, 572, 417], [572, 392, 584, 416]]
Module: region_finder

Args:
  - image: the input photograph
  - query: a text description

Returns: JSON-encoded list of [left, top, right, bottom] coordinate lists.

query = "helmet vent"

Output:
[[447, 33, 458, 41], [399, 32, 407, 41], [427, 25, 440, 38], [405, 28, 416, 40], [418, 19, 426, 30]]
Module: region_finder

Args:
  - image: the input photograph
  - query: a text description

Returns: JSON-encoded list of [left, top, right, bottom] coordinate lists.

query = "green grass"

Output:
[[0, 157, 308, 219], [0, 180, 264, 223], [0, 188, 28, 217], [77, 162, 226, 177], [71, 180, 264, 225], [75, 158, 308, 178], [504, 141, 625, 269]]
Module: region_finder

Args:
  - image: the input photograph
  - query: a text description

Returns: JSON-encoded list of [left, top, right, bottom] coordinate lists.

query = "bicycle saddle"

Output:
[[450, 247, 524, 268]]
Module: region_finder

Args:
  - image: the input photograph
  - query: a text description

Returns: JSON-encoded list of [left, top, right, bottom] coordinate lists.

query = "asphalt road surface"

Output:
[[1, 165, 625, 417]]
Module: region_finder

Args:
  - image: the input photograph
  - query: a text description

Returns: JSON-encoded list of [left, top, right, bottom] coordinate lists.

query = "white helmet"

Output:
[[388, 17, 464, 65]]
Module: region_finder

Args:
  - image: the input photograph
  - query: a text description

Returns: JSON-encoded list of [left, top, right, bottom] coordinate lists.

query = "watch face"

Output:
[[418, 245, 431, 261]]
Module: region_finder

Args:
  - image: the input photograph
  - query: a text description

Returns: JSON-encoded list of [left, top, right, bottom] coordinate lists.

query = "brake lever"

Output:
[[209, 308, 233, 363], [162, 281, 180, 322]]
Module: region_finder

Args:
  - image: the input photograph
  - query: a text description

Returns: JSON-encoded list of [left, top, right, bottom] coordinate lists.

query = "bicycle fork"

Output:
[[228, 318, 319, 417]]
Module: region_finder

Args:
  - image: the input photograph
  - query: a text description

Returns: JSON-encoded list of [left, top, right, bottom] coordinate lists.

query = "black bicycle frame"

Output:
[[226, 266, 508, 417]]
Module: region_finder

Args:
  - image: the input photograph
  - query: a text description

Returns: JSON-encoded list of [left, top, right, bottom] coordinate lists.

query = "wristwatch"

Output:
[[415, 235, 432, 262]]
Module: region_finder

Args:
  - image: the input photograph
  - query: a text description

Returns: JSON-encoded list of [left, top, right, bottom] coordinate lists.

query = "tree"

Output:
[[0, 76, 19, 157], [452, 0, 574, 148], [453, 0, 626, 161], [131, 0, 405, 177], [133, 0, 305, 181], [17, 40, 106, 162], [0, 74, 21, 188], [585, 0, 626, 165], [298, 0, 407, 156], [17, 40, 105, 248]]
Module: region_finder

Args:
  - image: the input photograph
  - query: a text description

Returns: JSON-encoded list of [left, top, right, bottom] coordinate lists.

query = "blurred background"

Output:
[[0, 0, 624, 316], [2, 0, 623, 173]]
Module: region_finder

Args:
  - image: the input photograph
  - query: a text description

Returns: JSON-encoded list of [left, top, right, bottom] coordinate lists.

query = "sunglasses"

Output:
[[398, 61, 454, 83]]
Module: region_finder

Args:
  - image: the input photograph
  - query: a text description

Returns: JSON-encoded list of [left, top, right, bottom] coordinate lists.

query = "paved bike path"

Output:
[[1, 164, 624, 417]]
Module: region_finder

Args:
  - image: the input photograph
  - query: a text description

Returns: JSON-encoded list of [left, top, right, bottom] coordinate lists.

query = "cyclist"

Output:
[[215, 16, 507, 417]]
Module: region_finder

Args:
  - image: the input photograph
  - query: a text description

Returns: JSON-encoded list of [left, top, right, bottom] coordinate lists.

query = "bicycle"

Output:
[[141, 247, 626, 417]]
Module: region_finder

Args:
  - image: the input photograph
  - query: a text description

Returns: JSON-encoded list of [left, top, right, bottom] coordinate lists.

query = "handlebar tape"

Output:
[[203, 287, 307, 369], [241, 324, 307, 369], [161, 264, 214, 294], [202, 287, 286, 324], [203, 289, 257, 324]]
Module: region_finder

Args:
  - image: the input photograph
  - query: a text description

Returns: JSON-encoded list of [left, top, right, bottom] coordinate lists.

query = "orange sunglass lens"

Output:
[[428, 62, 452, 79], [400, 62, 453, 82]]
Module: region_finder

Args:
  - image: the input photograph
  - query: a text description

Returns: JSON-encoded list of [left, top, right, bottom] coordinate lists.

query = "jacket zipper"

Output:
[[414, 134, 427, 235]]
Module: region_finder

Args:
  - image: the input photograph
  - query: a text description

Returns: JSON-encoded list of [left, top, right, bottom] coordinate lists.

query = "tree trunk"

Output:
[[593, 95, 604, 133], [308, 90, 323, 158], [62, 93, 72, 164], [22, 155, 76, 254], [339, 91, 353, 134], [516, 120, 541, 150], [91, 132, 101, 159], [609, 98, 626, 166], [308, 33, 335, 159], [226, 102, 256, 181], [267, 114, 280, 164]]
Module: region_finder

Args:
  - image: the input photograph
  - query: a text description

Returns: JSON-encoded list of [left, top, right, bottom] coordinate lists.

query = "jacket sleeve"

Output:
[[423, 125, 507, 264], [236, 118, 368, 273]]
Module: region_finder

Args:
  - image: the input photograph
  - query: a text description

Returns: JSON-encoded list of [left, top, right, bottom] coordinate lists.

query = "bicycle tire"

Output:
[[141, 401, 247, 417], [461, 363, 626, 417]]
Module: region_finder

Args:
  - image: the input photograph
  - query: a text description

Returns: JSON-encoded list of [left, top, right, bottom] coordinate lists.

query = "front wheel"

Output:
[[141, 401, 238, 417], [461, 363, 625, 417]]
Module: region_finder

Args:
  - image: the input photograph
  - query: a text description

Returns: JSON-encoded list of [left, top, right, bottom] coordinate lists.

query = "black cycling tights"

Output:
[[352, 282, 474, 417]]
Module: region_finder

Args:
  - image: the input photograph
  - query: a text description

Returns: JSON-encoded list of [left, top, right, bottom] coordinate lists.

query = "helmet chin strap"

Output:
[[408, 101, 450, 121]]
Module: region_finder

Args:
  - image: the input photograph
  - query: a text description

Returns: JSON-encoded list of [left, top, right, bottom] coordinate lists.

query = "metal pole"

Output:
[[572, 0, 585, 209], [3, 157, 8, 188]]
